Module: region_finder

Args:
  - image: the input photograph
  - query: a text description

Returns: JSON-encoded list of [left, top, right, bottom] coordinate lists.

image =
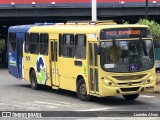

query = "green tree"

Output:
[[0, 39, 5, 52], [138, 19, 160, 42]]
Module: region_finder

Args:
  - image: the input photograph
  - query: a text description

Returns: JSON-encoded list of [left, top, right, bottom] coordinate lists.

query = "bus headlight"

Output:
[[144, 74, 156, 84], [104, 79, 116, 87]]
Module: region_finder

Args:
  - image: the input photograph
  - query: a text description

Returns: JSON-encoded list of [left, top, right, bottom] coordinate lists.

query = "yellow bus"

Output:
[[9, 21, 156, 101]]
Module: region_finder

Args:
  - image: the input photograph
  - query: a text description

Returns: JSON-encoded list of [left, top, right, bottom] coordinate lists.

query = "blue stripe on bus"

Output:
[[8, 25, 35, 79]]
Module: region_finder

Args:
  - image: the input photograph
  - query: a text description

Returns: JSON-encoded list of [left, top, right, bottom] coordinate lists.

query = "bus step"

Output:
[[52, 86, 59, 90]]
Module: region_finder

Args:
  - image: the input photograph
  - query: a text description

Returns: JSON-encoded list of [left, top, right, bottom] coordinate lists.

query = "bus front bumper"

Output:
[[99, 81, 156, 97]]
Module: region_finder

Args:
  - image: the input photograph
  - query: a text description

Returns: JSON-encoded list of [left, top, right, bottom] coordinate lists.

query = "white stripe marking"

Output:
[[76, 107, 111, 111], [140, 95, 156, 98], [35, 101, 71, 107]]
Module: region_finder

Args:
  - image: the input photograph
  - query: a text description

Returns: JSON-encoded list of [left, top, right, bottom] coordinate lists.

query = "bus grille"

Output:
[[118, 81, 142, 85], [112, 74, 146, 80], [120, 87, 140, 92]]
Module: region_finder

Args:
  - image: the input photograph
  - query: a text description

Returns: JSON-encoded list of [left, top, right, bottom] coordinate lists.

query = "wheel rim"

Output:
[[80, 84, 87, 96]]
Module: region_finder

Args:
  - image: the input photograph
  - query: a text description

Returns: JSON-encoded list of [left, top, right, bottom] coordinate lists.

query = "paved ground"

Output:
[[0, 69, 160, 119]]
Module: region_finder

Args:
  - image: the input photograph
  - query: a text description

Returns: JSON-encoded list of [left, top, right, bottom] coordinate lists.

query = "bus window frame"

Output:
[[61, 34, 75, 58], [40, 33, 49, 56], [24, 33, 30, 53], [29, 33, 40, 55], [8, 32, 16, 52], [75, 34, 87, 60]]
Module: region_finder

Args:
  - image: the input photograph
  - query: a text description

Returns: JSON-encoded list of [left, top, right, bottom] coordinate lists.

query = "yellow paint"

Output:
[[22, 22, 156, 97]]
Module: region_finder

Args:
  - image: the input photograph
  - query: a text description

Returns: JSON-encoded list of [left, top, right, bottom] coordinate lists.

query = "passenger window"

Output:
[[25, 33, 30, 53], [75, 34, 86, 59], [9, 33, 16, 51], [40, 34, 48, 55], [61, 34, 75, 58], [30, 33, 39, 54]]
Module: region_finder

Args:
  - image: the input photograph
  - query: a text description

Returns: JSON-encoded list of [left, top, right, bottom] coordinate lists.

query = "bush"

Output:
[[138, 19, 160, 42], [0, 39, 5, 52]]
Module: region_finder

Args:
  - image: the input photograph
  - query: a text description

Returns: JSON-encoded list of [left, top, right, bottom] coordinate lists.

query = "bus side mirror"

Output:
[[154, 40, 159, 48]]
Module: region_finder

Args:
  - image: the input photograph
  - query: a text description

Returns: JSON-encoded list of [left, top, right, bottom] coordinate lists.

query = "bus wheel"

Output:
[[77, 78, 91, 101], [123, 94, 139, 101], [156, 68, 160, 73], [30, 70, 40, 90]]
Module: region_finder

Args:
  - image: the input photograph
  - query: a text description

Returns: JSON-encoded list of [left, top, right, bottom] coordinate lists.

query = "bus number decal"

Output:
[[26, 56, 30, 61]]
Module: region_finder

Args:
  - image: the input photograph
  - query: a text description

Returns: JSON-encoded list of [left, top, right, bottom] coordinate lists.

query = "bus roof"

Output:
[[28, 24, 149, 33], [8, 23, 54, 33], [8, 25, 36, 32]]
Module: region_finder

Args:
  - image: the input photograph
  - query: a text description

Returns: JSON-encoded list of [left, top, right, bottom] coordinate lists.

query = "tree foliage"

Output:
[[138, 19, 160, 42], [0, 39, 5, 52]]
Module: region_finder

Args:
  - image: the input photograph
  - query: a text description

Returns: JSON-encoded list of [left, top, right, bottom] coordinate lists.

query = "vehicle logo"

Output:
[[128, 81, 132, 86]]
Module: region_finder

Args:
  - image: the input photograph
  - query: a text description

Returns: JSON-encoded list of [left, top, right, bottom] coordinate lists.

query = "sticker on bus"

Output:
[[9, 54, 16, 66], [89, 34, 96, 38], [130, 64, 137, 72], [35, 55, 49, 84], [104, 64, 115, 68]]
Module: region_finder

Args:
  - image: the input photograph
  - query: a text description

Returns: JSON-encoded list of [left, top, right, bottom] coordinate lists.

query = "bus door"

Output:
[[88, 42, 99, 93], [50, 39, 59, 86], [16, 33, 24, 78]]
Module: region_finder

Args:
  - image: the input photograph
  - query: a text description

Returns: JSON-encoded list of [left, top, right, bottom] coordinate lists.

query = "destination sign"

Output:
[[100, 28, 151, 40], [106, 30, 140, 36]]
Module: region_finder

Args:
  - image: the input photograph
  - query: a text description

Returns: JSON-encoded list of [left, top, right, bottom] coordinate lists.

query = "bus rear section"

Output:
[[8, 23, 54, 79], [8, 32, 24, 78]]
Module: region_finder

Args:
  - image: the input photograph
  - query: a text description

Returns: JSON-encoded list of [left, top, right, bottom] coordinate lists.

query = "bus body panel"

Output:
[[8, 25, 35, 79], [8, 23, 156, 99], [99, 67, 156, 96], [23, 52, 51, 86], [8, 24, 52, 79], [27, 24, 156, 96], [16, 33, 24, 78], [8, 32, 25, 79], [8, 51, 19, 78]]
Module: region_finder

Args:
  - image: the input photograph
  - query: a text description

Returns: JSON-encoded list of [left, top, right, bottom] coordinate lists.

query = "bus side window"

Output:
[[59, 34, 62, 57], [30, 33, 39, 54], [9, 33, 16, 51], [62, 34, 75, 58], [25, 33, 30, 53], [40, 33, 48, 55], [75, 34, 86, 59]]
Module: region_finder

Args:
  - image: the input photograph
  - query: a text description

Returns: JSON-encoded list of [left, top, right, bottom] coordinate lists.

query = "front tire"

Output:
[[30, 70, 41, 90], [77, 78, 91, 101], [123, 94, 139, 101], [156, 68, 160, 73]]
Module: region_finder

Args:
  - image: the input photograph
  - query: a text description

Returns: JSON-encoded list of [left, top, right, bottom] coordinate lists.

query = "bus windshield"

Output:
[[100, 39, 154, 73]]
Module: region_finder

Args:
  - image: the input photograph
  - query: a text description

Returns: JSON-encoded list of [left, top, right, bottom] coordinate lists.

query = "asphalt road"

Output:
[[0, 69, 160, 119]]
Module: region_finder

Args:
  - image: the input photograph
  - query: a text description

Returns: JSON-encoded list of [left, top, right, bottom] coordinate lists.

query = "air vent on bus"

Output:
[[66, 20, 116, 25], [118, 81, 142, 85], [112, 74, 147, 80], [120, 87, 140, 92]]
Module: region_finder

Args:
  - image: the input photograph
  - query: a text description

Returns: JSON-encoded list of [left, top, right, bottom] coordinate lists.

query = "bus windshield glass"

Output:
[[100, 39, 154, 72]]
